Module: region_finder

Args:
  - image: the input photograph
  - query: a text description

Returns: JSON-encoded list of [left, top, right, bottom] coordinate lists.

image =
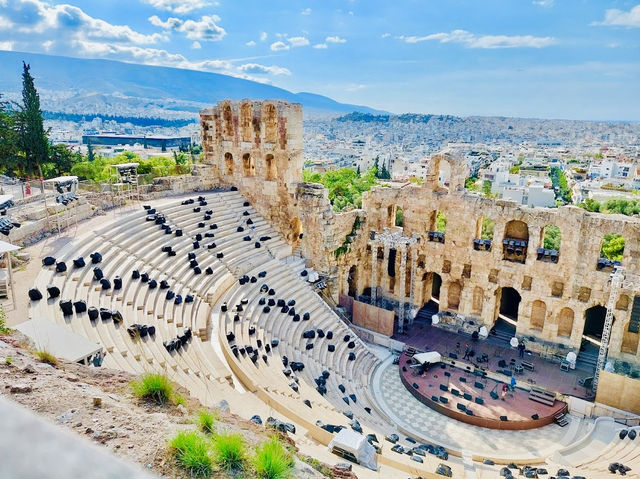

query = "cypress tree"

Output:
[[17, 62, 48, 178], [87, 139, 95, 162]]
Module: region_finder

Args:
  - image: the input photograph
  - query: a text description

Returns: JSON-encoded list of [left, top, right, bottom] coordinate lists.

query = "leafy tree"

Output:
[[16, 62, 48, 178], [87, 139, 95, 162], [482, 180, 492, 196], [436, 211, 446, 233], [601, 234, 625, 261], [378, 162, 391, 179], [465, 175, 479, 191], [0, 95, 20, 174], [45, 144, 81, 177], [550, 167, 571, 204], [602, 199, 640, 216], [543, 225, 562, 250], [480, 217, 494, 240], [579, 198, 600, 212], [302, 167, 378, 211], [509, 165, 520, 174], [395, 206, 404, 227]]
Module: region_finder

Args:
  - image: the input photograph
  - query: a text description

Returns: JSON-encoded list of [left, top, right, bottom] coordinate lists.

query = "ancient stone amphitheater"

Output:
[[27, 100, 640, 479]]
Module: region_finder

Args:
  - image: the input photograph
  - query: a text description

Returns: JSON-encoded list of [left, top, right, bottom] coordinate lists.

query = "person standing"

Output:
[[463, 343, 471, 360]]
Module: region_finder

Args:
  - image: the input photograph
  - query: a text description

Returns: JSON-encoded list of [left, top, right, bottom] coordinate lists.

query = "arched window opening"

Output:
[[597, 234, 625, 271], [395, 206, 404, 228], [240, 103, 252, 141], [502, 220, 529, 263], [265, 154, 277, 181], [473, 216, 494, 251], [224, 152, 234, 175], [537, 225, 561, 263], [264, 104, 277, 143], [428, 211, 446, 243], [347, 265, 358, 298], [223, 104, 234, 138], [242, 153, 255, 177]]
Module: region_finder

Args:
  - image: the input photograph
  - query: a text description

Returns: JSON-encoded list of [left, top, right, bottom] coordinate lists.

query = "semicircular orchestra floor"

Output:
[[372, 358, 582, 459]]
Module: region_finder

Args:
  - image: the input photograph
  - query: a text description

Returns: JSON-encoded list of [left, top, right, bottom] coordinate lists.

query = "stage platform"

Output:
[[399, 353, 567, 430], [393, 319, 595, 400]]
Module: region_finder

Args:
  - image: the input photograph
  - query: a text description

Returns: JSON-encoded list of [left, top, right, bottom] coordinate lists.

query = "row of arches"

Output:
[[347, 261, 640, 356], [221, 103, 278, 143], [223, 152, 277, 180], [388, 206, 626, 265]]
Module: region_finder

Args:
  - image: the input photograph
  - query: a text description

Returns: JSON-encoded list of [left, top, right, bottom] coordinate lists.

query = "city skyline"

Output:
[[0, 0, 639, 120]]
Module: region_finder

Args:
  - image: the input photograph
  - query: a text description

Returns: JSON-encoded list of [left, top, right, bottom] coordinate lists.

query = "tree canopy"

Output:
[[601, 233, 625, 261], [302, 166, 378, 211], [543, 225, 562, 250]]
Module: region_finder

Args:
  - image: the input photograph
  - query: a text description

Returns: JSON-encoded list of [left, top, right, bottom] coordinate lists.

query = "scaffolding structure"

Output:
[[594, 266, 640, 391], [108, 163, 140, 206], [43, 176, 80, 235]]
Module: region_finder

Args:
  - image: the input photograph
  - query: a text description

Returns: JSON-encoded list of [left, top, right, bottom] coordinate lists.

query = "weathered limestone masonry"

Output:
[[200, 100, 640, 367], [199, 100, 352, 274]]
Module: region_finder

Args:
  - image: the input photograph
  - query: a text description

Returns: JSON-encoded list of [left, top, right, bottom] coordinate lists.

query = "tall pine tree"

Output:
[[17, 62, 48, 178]]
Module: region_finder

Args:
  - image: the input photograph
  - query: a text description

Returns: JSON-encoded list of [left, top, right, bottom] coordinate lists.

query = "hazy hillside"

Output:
[[0, 50, 385, 118]]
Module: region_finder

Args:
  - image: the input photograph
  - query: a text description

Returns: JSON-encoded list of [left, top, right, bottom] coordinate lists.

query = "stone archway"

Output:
[[288, 217, 303, 243], [348, 265, 358, 298], [265, 154, 277, 180], [224, 152, 234, 175]]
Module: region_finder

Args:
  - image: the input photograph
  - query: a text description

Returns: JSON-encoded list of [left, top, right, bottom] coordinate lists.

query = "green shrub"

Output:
[[169, 430, 212, 477], [35, 349, 58, 366], [212, 432, 247, 471], [253, 437, 294, 479], [5, 357, 12, 365], [196, 409, 218, 434], [130, 373, 174, 405], [0, 306, 10, 334]]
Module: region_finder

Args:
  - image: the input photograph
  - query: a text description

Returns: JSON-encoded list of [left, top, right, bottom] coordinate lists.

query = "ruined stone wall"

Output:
[[200, 100, 350, 281], [338, 151, 640, 363], [200, 101, 640, 365]]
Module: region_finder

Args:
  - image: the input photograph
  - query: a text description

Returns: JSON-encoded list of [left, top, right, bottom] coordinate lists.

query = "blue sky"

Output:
[[0, 0, 639, 120]]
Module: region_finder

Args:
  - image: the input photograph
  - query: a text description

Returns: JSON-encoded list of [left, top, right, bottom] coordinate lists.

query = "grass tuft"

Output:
[[5, 357, 12, 365], [35, 349, 58, 366], [212, 432, 247, 471], [130, 373, 174, 405], [169, 430, 212, 477], [253, 437, 295, 479], [196, 409, 218, 434]]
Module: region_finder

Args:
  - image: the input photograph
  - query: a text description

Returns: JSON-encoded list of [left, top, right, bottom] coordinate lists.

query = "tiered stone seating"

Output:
[[29, 190, 464, 478]]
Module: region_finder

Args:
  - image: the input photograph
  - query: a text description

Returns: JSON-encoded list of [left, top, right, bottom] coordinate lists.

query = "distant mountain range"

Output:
[[0, 50, 386, 118]]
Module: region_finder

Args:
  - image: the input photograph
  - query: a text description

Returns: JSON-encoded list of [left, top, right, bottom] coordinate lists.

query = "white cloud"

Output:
[[595, 5, 640, 28], [401, 29, 556, 49], [288, 36, 309, 47], [270, 41, 289, 51], [260, 31, 267, 41], [191, 41, 201, 49], [141, 0, 218, 14], [301, 8, 311, 15], [246, 40, 256, 46], [381, 33, 391, 38], [326, 35, 346, 44], [42, 39, 53, 50], [532, 0, 554, 6], [313, 43, 327, 49], [238, 63, 291, 76], [148, 14, 226, 41], [0, 0, 165, 44], [0, 41, 14, 51]]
